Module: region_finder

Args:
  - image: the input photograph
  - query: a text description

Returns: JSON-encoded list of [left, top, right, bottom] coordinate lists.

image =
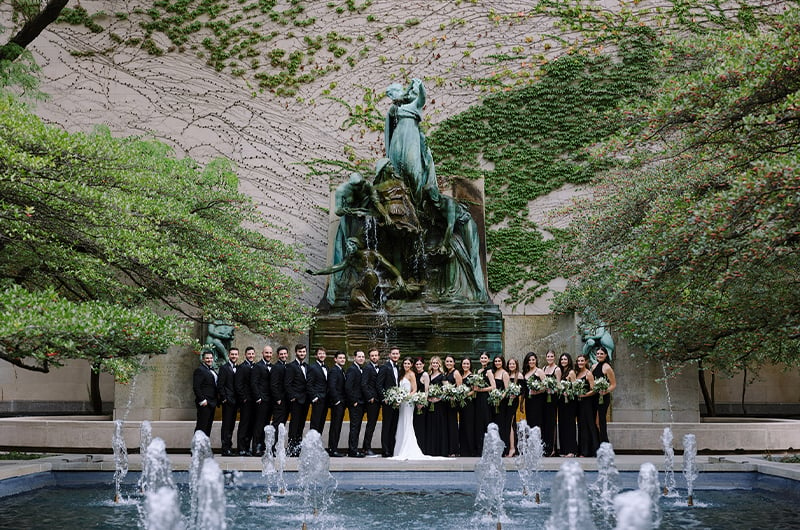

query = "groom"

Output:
[[377, 346, 401, 457]]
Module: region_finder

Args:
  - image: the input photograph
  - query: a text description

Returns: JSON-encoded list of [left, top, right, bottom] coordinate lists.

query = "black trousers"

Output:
[[348, 403, 364, 453], [195, 404, 214, 437], [328, 401, 345, 451], [252, 399, 273, 452], [380, 403, 399, 455], [309, 398, 327, 433], [362, 400, 380, 451], [288, 400, 309, 455], [237, 400, 256, 452], [220, 401, 238, 452]]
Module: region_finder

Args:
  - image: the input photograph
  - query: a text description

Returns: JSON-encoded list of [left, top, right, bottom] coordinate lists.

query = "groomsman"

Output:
[[270, 346, 289, 452], [346, 350, 366, 457], [193, 351, 217, 437], [251, 345, 273, 457], [307, 347, 329, 434], [377, 346, 401, 457], [326, 351, 347, 457], [361, 347, 381, 456], [285, 343, 309, 456], [218, 347, 239, 456], [235, 346, 256, 456]]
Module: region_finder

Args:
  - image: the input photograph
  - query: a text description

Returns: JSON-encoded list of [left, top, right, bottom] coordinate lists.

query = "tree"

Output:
[[0, 92, 313, 382], [553, 7, 800, 385]]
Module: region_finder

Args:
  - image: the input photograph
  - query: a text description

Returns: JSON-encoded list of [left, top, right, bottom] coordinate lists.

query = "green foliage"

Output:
[[428, 34, 657, 304], [553, 7, 800, 373], [0, 94, 313, 379], [49, 0, 373, 95]]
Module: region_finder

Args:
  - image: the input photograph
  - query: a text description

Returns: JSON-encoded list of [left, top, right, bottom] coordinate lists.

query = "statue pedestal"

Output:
[[310, 301, 503, 358]]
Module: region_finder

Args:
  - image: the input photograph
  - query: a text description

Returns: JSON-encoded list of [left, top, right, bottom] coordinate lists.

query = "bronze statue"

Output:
[[204, 319, 235, 366]]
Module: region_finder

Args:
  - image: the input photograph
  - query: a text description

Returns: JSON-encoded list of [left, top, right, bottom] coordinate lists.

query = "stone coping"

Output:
[[1, 417, 798, 453], [1, 454, 799, 483]]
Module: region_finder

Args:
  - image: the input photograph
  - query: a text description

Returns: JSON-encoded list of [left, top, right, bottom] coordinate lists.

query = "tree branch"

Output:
[[0, 0, 70, 62]]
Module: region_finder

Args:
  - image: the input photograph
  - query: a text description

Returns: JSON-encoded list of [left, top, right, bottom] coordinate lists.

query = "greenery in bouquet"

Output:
[[527, 376, 545, 395], [383, 385, 409, 409], [572, 380, 587, 400], [558, 379, 573, 403], [444, 383, 473, 408], [593, 377, 610, 404], [465, 373, 488, 389], [427, 383, 445, 411], [506, 382, 521, 406], [543, 376, 560, 403], [488, 388, 505, 413], [409, 391, 428, 414]]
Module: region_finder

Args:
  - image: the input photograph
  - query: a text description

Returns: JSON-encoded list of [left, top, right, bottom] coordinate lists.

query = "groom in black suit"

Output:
[[377, 346, 401, 457]]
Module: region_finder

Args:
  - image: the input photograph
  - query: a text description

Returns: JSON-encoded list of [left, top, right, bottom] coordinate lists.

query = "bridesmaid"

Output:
[[575, 354, 599, 457], [556, 353, 578, 457], [443, 354, 463, 457], [426, 356, 447, 456], [490, 355, 512, 456], [473, 351, 496, 455], [458, 357, 478, 457], [542, 350, 562, 456], [506, 357, 522, 457], [591, 347, 617, 444], [413, 357, 429, 451], [521, 352, 545, 433]]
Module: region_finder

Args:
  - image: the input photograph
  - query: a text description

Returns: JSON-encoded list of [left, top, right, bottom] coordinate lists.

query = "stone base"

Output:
[[310, 301, 503, 357]]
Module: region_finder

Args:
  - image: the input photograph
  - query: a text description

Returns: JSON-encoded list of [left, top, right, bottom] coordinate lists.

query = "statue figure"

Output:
[[204, 319, 235, 366], [373, 158, 422, 234], [425, 186, 488, 302], [581, 323, 615, 364], [326, 172, 393, 307], [308, 236, 418, 310], [385, 78, 438, 206]]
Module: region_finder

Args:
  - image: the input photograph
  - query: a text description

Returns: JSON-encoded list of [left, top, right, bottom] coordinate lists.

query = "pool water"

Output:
[[1, 472, 798, 529]]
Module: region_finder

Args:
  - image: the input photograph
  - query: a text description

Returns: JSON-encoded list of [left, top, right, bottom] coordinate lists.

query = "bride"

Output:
[[391, 357, 450, 460]]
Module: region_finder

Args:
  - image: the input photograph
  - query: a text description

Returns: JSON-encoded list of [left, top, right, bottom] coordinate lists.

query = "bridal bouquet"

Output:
[[543, 376, 560, 403], [383, 385, 409, 408], [527, 375, 544, 395], [409, 391, 428, 414], [427, 383, 445, 411], [465, 373, 487, 389], [593, 377, 610, 404], [505, 382, 522, 406], [488, 388, 505, 413], [444, 383, 472, 408]]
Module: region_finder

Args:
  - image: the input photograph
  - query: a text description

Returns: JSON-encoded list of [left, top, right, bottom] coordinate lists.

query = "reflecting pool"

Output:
[[1, 471, 799, 529]]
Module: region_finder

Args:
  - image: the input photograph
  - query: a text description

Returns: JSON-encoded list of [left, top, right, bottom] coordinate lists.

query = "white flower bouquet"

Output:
[[506, 382, 521, 406], [488, 388, 505, 413], [543, 376, 560, 403], [593, 377, 610, 404], [383, 385, 409, 408]]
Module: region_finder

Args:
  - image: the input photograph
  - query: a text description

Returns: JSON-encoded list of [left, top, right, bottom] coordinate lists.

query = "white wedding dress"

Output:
[[390, 378, 452, 461], [390, 378, 427, 460]]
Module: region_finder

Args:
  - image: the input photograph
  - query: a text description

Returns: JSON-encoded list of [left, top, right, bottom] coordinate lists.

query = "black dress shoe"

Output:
[[330, 451, 345, 457], [348, 451, 365, 458], [363, 449, 377, 457], [252, 451, 264, 457], [238, 450, 252, 456], [382, 452, 392, 457], [221, 450, 233, 456]]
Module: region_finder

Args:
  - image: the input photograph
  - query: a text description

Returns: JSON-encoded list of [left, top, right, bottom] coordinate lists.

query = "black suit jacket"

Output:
[[271, 360, 287, 403], [285, 360, 307, 404], [345, 364, 363, 405], [218, 361, 237, 405], [328, 364, 346, 405], [235, 361, 254, 403], [193, 364, 217, 407], [377, 360, 398, 399], [361, 362, 380, 402], [307, 361, 328, 402], [251, 360, 271, 403]]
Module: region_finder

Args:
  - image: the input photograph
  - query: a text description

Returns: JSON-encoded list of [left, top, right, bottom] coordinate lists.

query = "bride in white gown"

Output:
[[391, 357, 450, 460]]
